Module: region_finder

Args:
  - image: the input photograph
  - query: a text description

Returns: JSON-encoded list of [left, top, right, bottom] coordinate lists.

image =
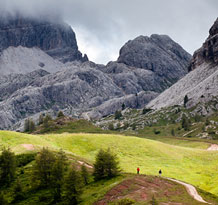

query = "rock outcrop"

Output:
[[147, 18, 218, 114], [0, 15, 88, 63], [190, 18, 218, 70]]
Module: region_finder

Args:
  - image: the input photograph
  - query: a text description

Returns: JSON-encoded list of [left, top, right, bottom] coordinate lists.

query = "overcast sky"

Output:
[[0, 0, 218, 64]]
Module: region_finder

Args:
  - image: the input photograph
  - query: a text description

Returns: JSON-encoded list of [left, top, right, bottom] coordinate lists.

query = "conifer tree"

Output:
[[0, 147, 16, 186]]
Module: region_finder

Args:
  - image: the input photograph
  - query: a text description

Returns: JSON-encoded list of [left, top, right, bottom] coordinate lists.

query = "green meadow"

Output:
[[0, 131, 218, 196]]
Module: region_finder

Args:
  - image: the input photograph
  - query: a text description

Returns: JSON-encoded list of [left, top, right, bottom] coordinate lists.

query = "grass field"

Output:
[[0, 131, 218, 197]]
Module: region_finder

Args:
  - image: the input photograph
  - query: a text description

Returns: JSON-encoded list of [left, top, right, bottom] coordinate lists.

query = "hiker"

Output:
[[137, 167, 140, 174], [159, 169, 162, 176]]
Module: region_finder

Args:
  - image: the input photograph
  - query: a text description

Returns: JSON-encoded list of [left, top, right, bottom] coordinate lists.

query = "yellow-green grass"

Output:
[[1, 131, 218, 197]]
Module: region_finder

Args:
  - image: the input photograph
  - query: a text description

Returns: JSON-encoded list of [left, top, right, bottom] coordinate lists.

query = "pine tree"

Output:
[[114, 110, 122, 120], [93, 149, 120, 181], [81, 164, 89, 185], [0, 147, 16, 186], [122, 103, 125, 110], [0, 191, 8, 205], [13, 179, 25, 202], [181, 115, 190, 131], [29, 120, 35, 132], [171, 128, 175, 136], [32, 147, 56, 188], [57, 111, 65, 118], [24, 119, 30, 132], [38, 114, 44, 125], [184, 95, 188, 107], [51, 150, 67, 202], [63, 167, 82, 205]]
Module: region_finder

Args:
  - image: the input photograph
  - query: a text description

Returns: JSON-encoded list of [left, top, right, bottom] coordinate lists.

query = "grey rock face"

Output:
[[118, 34, 192, 84], [190, 18, 218, 70], [0, 15, 88, 63], [0, 16, 192, 129]]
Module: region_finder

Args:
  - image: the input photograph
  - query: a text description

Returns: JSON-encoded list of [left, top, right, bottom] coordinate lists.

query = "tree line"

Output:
[[0, 147, 120, 204]]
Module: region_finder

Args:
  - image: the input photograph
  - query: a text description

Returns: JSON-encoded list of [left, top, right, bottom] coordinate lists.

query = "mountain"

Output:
[[0, 15, 192, 129], [0, 15, 88, 63], [147, 18, 218, 115]]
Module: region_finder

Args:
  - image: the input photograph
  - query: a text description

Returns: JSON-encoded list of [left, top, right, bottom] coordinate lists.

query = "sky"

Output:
[[0, 0, 217, 64]]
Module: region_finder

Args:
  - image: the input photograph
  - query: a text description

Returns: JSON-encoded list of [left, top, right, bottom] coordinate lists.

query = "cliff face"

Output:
[[0, 15, 88, 63], [190, 18, 218, 70]]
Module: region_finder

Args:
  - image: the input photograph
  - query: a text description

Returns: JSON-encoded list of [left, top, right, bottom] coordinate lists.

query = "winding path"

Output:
[[166, 178, 211, 204]]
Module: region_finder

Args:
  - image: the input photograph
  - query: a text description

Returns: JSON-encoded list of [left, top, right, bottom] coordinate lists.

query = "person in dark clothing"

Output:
[[137, 167, 140, 174], [159, 169, 162, 176]]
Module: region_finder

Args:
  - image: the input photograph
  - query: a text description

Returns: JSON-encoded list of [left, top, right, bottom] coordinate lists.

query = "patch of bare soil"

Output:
[[95, 175, 188, 205], [22, 144, 35, 151], [207, 144, 218, 151]]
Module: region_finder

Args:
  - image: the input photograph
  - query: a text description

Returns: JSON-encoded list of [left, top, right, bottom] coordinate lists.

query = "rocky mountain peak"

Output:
[[117, 34, 191, 84], [190, 18, 218, 70], [0, 15, 88, 63]]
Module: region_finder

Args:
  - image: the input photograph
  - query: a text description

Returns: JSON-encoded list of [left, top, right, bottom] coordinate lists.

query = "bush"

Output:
[[0, 147, 16, 186], [153, 128, 160, 135], [142, 108, 152, 115], [93, 149, 120, 181]]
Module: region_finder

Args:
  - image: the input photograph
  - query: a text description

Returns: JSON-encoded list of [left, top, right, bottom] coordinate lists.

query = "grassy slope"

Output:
[[1, 131, 218, 197]]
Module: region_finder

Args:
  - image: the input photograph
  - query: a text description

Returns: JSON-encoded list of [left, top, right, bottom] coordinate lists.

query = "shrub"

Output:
[[153, 128, 160, 135], [93, 149, 120, 181], [142, 108, 152, 115]]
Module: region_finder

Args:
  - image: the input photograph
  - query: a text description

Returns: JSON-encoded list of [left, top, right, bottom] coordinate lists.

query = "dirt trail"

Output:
[[166, 178, 210, 204], [207, 144, 218, 151], [22, 144, 35, 151]]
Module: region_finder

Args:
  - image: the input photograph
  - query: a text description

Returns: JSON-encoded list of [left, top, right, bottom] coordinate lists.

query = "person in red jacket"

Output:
[[137, 167, 140, 174]]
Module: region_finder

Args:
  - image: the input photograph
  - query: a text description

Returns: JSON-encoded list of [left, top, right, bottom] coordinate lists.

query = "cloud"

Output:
[[0, 0, 217, 64]]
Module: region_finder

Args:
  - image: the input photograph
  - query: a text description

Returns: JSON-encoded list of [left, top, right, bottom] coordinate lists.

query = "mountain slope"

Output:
[[147, 18, 218, 114], [0, 46, 64, 75]]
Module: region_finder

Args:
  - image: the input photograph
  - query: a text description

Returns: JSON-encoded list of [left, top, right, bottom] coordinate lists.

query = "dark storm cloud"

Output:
[[0, 0, 217, 63]]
